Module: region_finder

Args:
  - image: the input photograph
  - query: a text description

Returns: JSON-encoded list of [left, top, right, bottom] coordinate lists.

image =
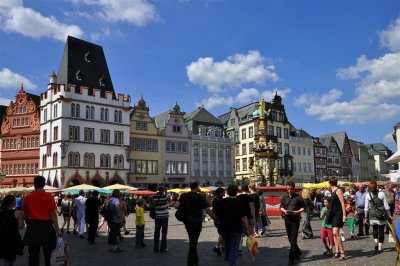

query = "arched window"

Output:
[[74, 153, 80, 167], [68, 152, 74, 166], [100, 108, 105, 121], [114, 155, 118, 168], [84, 153, 89, 167], [71, 103, 76, 117], [76, 104, 80, 118], [90, 153, 95, 168], [105, 108, 109, 121], [100, 154, 104, 167], [114, 110, 118, 122], [86, 106, 90, 119], [106, 154, 110, 168], [119, 111, 122, 123], [90, 106, 95, 119], [53, 152, 58, 167], [119, 155, 124, 169]]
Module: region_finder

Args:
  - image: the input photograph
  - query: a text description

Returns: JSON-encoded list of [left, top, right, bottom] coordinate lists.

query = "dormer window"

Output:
[[84, 51, 92, 62], [99, 75, 106, 87], [76, 69, 82, 81]]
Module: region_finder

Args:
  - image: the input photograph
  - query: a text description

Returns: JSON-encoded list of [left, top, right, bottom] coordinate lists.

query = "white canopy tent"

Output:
[[386, 170, 400, 182], [385, 149, 400, 164]]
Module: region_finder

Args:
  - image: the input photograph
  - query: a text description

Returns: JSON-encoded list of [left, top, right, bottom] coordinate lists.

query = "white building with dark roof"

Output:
[[185, 107, 234, 186], [40, 36, 131, 188]]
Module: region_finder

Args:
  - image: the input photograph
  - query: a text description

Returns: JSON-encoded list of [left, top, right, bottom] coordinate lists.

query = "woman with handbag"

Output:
[[365, 181, 392, 253]]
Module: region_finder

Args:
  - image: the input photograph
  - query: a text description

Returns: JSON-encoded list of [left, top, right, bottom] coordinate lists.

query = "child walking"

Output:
[[345, 198, 356, 238], [320, 198, 334, 256], [135, 199, 146, 249]]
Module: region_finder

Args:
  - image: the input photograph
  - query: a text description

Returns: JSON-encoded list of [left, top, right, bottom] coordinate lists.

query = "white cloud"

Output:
[[294, 89, 400, 124], [0, 97, 12, 106], [0, 1, 83, 41], [187, 51, 279, 93], [197, 95, 234, 110], [198, 87, 292, 110], [295, 17, 400, 124], [383, 133, 395, 143], [0, 68, 37, 90], [235, 88, 259, 104], [70, 0, 158, 27], [380, 17, 400, 52], [261, 88, 292, 102]]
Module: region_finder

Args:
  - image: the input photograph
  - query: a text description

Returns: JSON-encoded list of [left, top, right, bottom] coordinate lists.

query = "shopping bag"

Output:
[[389, 233, 394, 243], [51, 237, 68, 266], [246, 236, 259, 262]]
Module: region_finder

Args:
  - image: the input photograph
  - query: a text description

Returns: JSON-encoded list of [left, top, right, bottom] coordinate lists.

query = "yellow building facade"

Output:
[[129, 97, 163, 190]]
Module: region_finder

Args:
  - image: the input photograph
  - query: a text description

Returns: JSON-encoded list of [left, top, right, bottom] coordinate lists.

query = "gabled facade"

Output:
[[313, 137, 327, 182], [367, 144, 394, 178], [185, 107, 233, 186], [218, 94, 293, 184], [349, 140, 371, 182], [0, 87, 40, 187], [289, 128, 315, 183], [40, 36, 131, 188], [319, 136, 342, 177], [320, 132, 353, 178], [155, 103, 190, 188], [129, 97, 163, 190], [219, 103, 259, 183]]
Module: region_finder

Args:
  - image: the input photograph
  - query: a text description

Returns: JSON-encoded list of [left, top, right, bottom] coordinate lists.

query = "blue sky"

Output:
[[0, 0, 399, 151]]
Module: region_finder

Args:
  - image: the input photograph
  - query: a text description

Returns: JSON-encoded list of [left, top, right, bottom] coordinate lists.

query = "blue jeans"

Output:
[[154, 217, 168, 251], [136, 225, 145, 246], [221, 233, 241, 266]]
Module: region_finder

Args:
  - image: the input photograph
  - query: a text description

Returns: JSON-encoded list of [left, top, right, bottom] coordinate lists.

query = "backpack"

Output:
[[101, 203, 113, 222]]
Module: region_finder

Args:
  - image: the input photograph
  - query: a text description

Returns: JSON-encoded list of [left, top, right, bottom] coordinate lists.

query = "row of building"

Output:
[[0, 36, 398, 189]]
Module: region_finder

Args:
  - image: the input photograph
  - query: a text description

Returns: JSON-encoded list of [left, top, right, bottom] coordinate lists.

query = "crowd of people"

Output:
[[281, 177, 395, 265], [0, 175, 397, 266]]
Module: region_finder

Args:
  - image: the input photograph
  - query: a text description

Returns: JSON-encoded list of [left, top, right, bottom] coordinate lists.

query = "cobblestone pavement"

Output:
[[14, 210, 398, 266]]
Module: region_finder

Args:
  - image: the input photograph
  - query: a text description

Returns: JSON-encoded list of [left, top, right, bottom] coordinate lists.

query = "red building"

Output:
[[0, 86, 40, 187]]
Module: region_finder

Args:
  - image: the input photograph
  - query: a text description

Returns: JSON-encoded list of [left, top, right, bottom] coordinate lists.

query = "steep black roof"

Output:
[[57, 36, 114, 97]]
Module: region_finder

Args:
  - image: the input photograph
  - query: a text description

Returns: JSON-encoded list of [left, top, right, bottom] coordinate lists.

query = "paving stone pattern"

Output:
[[14, 210, 398, 266]]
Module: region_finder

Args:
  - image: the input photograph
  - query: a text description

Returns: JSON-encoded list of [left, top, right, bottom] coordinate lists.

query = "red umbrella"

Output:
[[129, 190, 157, 195]]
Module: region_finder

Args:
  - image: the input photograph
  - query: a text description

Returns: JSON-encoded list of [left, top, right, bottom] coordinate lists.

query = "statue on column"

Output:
[[264, 161, 270, 186], [273, 166, 279, 186]]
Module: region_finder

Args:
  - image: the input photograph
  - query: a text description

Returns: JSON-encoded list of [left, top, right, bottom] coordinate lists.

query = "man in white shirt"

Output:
[[73, 190, 87, 238]]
